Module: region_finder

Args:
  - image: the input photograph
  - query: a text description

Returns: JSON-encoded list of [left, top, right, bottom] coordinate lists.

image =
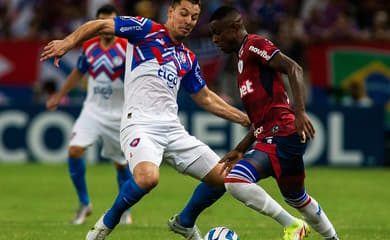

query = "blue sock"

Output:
[[103, 177, 147, 229], [116, 165, 133, 212], [116, 166, 132, 190], [68, 157, 89, 205], [179, 182, 225, 227]]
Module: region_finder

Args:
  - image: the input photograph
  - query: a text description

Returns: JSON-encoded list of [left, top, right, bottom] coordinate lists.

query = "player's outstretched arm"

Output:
[[40, 19, 115, 66], [219, 126, 255, 173], [46, 69, 84, 111], [191, 86, 250, 127], [268, 52, 315, 142]]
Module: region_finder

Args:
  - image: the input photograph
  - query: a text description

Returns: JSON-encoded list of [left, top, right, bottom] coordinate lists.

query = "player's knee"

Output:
[[282, 190, 311, 209], [133, 163, 160, 191], [68, 146, 85, 158], [135, 176, 158, 190]]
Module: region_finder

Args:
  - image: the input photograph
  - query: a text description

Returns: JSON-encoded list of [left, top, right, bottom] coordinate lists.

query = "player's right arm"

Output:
[[219, 126, 255, 173], [46, 69, 84, 111], [40, 19, 115, 66]]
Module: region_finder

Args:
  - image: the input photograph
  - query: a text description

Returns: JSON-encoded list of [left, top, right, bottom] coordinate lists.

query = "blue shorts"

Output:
[[244, 133, 306, 182]]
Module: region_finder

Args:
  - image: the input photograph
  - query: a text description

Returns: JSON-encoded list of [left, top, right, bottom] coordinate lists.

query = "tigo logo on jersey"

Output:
[[93, 86, 113, 99], [130, 138, 140, 147], [249, 45, 271, 61], [158, 66, 178, 88]]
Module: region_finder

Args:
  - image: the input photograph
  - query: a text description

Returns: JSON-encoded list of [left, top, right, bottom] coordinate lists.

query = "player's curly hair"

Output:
[[171, 0, 201, 7], [209, 6, 240, 22]]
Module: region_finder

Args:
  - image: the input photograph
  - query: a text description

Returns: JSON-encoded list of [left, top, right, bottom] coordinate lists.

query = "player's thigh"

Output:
[[120, 125, 166, 172], [165, 127, 220, 181], [100, 126, 127, 165], [69, 111, 100, 148]]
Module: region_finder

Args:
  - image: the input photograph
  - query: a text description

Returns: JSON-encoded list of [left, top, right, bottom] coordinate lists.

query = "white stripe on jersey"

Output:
[[115, 43, 126, 56], [85, 42, 98, 55], [135, 46, 145, 61], [145, 29, 165, 39], [186, 51, 193, 66]]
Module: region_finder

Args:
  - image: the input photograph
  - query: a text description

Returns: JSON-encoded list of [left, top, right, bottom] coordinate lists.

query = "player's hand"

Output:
[[219, 149, 243, 175], [295, 111, 315, 143], [240, 114, 251, 127], [46, 93, 62, 111], [40, 39, 70, 67]]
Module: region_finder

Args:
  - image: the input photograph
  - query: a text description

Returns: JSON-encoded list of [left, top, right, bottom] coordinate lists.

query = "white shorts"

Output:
[[120, 122, 220, 180], [70, 109, 127, 165]]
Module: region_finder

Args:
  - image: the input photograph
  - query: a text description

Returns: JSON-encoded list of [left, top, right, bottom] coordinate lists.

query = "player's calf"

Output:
[[283, 191, 338, 239]]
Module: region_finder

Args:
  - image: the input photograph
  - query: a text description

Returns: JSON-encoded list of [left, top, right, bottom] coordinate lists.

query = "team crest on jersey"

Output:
[[179, 52, 187, 64], [113, 56, 123, 66], [130, 137, 140, 147], [238, 60, 243, 74]]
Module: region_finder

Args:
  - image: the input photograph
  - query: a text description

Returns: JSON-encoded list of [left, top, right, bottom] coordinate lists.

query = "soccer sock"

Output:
[[116, 166, 132, 190], [179, 182, 225, 228], [103, 177, 147, 229], [68, 157, 89, 205], [283, 191, 337, 238], [225, 160, 295, 227]]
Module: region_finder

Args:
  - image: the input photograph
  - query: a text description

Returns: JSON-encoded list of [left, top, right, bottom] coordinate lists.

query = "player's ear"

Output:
[[167, 6, 173, 19]]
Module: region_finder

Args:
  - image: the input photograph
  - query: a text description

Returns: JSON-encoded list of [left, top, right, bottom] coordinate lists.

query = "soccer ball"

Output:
[[204, 226, 239, 240]]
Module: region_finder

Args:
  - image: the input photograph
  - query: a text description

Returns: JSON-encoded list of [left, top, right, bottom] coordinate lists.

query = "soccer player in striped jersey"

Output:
[[209, 6, 339, 240], [45, 4, 133, 225], [41, 1, 251, 239]]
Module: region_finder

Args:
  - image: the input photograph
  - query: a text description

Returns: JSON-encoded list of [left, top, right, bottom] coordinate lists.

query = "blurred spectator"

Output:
[[341, 81, 373, 107], [134, 0, 156, 19], [275, 6, 307, 65], [372, 10, 390, 41], [34, 79, 70, 106]]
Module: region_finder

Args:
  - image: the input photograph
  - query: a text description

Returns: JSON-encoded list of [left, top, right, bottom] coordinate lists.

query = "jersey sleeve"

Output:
[[76, 49, 88, 74], [114, 16, 152, 44], [247, 37, 280, 65], [181, 58, 206, 94]]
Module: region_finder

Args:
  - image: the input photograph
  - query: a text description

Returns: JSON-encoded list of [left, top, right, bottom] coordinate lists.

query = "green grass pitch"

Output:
[[0, 164, 389, 240]]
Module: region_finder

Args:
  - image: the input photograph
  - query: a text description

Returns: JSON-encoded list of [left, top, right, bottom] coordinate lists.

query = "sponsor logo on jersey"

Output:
[[120, 25, 143, 32], [158, 65, 178, 88], [238, 60, 243, 74], [239, 79, 254, 98], [130, 137, 140, 147], [93, 86, 113, 99], [249, 45, 271, 61]]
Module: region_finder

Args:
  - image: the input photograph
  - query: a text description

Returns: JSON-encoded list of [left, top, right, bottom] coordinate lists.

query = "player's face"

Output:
[[209, 19, 238, 53], [98, 12, 117, 40], [167, 0, 200, 40]]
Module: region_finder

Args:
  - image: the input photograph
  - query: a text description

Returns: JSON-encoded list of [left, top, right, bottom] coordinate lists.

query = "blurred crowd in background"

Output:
[[1, 0, 390, 106]]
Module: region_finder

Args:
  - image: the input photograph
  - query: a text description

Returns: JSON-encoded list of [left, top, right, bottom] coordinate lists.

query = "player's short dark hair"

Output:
[[96, 4, 119, 17], [170, 0, 201, 8], [209, 6, 240, 22]]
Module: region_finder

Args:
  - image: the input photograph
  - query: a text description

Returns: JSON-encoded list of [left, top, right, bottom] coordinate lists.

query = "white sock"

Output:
[[298, 197, 337, 239], [225, 182, 295, 227]]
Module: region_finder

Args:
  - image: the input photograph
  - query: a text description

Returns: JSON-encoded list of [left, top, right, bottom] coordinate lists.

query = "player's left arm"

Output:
[[268, 52, 315, 141], [191, 86, 250, 127]]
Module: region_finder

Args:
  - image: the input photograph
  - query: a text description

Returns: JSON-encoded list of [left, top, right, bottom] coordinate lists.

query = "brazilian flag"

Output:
[[331, 49, 390, 127]]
